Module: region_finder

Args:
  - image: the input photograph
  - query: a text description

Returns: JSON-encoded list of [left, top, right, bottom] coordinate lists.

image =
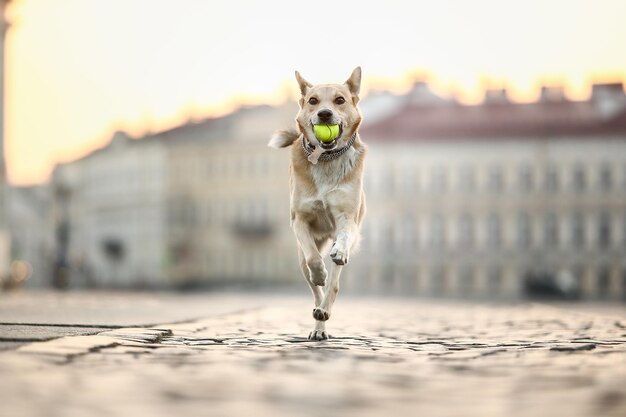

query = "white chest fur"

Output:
[[309, 147, 359, 197]]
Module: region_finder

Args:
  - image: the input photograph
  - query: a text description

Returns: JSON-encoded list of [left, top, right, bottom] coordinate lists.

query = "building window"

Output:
[[599, 164, 613, 192], [257, 156, 269, 175], [430, 166, 447, 194], [571, 265, 584, 295], [571, 211, 585, 248], [458, 165, 475, 193], [544, 164, 559, 192], [488, 165, 503, 193], [431, 265, 445, 296], [430, 214, 445, 249], [361, 223, 372, 250], [598, 212, 611, 248], [487, 264, 502, 296], [382, 264, 396, 291], [487, 213, 502, 247], [203, 200, 212, 226], [544, 212, 559, 247], [572, 163, 586, 193], [622, 211, 626, 247], [401, 213, 418, 249], [458, 213, 475, 249], [518, 164, 533, 193], [458, 266, 475, 295], [517, 212, 532, 248], [381, 220, 395, 249], [382, 164, 395, 197], [401, 168, 418, 194], [255, 200, 268, 224], [597, 267, 610, 299]]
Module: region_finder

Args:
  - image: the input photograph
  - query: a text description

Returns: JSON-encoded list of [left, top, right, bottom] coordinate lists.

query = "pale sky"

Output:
[[5, 0, 626, 185]]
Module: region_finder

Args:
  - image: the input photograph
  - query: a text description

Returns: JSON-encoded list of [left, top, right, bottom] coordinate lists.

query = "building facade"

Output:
[[52, 102, 298, 289], [0, 1, 11, 283], [51, 83, 626, 301], [163, 104, 297, 287], [6, 185, 52, 288], [352, 82, 626, 300], [52, 131, 168, 288]]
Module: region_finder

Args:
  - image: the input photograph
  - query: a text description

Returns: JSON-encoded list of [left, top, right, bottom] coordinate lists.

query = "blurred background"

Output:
[[0, 0, 625, 301]]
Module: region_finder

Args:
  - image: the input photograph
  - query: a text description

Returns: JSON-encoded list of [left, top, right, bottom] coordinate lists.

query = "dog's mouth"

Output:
[[312, 124, 343, 150]]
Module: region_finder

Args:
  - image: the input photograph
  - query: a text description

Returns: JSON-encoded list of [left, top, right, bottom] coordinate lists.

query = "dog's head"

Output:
[[295, 67, 362, 150]]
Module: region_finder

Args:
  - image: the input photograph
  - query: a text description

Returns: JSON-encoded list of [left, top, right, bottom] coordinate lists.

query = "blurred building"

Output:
[[7, 185, 52, 288], [354, 81, 626, 301], [0, 0, 11, 284], [50, 81, 626, 301], [52, 131, 168, 288], [165, 105, 297, 287], [52, 102, 297, 288]]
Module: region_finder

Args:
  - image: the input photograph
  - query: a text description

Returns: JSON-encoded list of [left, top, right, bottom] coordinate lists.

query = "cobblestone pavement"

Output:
[[0, 291, 267, 350], [1, 297, 625, 417]]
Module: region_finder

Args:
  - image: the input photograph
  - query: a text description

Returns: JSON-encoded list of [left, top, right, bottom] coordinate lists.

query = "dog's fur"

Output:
[[268, 68, 367, 340]]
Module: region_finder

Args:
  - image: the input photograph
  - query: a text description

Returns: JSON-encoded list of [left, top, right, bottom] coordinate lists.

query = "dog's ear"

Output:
[[345, 66, 362, 97], [295, 71, 312, 96]]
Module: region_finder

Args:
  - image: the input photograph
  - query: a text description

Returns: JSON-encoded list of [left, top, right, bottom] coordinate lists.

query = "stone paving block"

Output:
[[0, 340, 27, 351], [0, 325, 112, 341], [17, 335, 120, 356]]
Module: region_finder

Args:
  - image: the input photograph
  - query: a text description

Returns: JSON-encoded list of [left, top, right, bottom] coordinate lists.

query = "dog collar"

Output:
[[301, 132, 358, 162]]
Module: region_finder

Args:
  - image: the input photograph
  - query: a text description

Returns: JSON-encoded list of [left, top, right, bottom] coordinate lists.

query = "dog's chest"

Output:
[[299, 149, 357, 236], [309, 148, 358, 198]]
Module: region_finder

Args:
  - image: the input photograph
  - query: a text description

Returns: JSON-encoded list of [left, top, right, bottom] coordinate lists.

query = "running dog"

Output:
[[268, 67, 367, 340]]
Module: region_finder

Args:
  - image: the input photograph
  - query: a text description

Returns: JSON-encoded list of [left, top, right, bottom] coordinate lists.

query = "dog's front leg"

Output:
[[329, 214, 358, 266], [292, 218, 327, 287], [313, 263, 343, 323], [309, 319, 328, 341], [313, 213, 357, 323]]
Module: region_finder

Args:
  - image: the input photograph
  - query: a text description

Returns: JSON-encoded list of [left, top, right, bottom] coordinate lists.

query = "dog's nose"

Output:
[[317, 109, 333, 122]]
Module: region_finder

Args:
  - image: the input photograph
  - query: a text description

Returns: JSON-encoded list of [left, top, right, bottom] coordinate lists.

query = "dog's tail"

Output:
[[268, 128, 300, 149]]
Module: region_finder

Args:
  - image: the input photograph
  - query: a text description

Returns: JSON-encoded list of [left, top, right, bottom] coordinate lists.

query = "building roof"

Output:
[[361, 83, 626, 141], [54, 103, 279, 168]]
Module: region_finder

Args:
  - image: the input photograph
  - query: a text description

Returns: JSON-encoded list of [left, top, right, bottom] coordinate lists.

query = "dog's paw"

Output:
[[312, 307, 330, 321], [308, 329, 329, 341], [330, 241, 349, 266], [308, 262, 327, 286]]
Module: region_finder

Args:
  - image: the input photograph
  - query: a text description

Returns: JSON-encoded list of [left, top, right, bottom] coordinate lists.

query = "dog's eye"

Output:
[[308, 97, 319, 105], [334, 96, 346, 105]]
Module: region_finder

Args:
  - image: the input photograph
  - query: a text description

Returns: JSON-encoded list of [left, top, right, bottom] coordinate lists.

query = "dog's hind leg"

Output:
[[301, 242, 332, 341], [312, 263, 343, 323], [298, 249, 323, 307], [293, 218, 327, 286]]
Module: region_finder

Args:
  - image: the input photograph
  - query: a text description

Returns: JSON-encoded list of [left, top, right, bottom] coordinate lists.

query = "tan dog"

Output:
[[268, 67, 367, 340]]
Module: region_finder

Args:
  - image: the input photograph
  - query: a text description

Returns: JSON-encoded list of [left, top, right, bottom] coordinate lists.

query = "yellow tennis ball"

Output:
[[313, 124, 340, 142]]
